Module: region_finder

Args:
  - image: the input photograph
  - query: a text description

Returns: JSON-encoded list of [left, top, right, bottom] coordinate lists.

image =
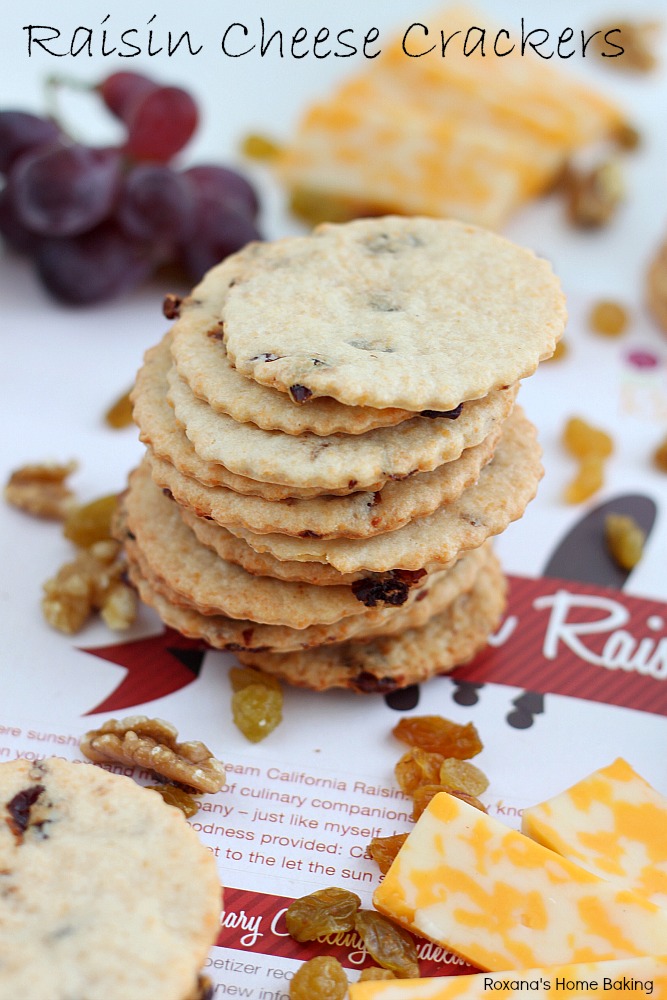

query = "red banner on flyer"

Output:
[[456, 575, 667, 716], [216, 884, 475, 977]]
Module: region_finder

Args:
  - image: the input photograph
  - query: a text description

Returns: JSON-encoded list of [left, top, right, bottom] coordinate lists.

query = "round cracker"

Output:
[[124, 460, 385, 628], [221, 217, 565, 410], [132, 337, 384, 499], [170, 265, 414, 435], [0, 757, 220, 999], [224, 407, 542, 573], [167, 365, 518, 491], [148, 415, 503, 539], [236, 551, 507, 692], [125, 544, 486, 654]]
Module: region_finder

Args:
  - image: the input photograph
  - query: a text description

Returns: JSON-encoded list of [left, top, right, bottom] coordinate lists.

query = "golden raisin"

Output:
[[564, 454, 605, 504], [394, 747, 444, 795], [241, 133, 282, 160], [393, 716, 482, 760], [589, 300, 629, 337], [605, 514, 646, 571], [367, 834, 408, 875], [229, 665, 282, 694], [354, 910, 419, 979], [63, 494, 118, 548], [563, 417, 614, 459], [232, 684, 282, 743], [289, 956, 348, 1000], [653, 436, 667, 472], [358, 968, 397, 981], [104, 388, 134, 429], [412, 785, 487, 821], [145, 784, 199, 818], [439, 758, 489, 797], [544, 339, 568, 362], [286, 887, 361, 942]]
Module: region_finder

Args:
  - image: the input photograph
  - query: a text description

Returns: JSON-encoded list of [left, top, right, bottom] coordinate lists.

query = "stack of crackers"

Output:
[[121, 216, 565, 693]]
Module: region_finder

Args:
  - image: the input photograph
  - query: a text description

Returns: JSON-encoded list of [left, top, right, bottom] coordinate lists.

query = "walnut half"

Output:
[[80, 717, 226, 794]]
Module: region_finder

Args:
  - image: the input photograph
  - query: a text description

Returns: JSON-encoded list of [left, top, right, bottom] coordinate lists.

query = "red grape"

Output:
[[98, 71, 157, 122], [0, 111, 60, 175], [124, 87, 198, 163], [0, 187, 38, 253], [35, 223, 154, 305], [10, 143, 122, 237], [183, 164, 259, 220], [115, 163, 195, 248], [180, 200, 261, 283]]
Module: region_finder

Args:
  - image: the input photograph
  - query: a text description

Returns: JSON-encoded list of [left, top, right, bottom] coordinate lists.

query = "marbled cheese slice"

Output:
[[276, 5, 624, 229], [372, 792, 667, 971], [348, 956, 667, 999], [522, 758, 667, 907]]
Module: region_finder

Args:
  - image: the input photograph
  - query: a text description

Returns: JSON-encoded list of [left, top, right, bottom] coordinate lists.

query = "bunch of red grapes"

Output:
[[0, 71, 261, 305]]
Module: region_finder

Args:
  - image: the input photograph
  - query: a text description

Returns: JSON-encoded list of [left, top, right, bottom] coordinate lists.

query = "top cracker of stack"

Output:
[[273, 5, 625, 229], [122, 215, 565, 693]]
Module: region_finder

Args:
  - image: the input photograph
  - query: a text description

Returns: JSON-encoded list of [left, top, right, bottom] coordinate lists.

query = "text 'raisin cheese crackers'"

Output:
[[122, 215, 565, 693]]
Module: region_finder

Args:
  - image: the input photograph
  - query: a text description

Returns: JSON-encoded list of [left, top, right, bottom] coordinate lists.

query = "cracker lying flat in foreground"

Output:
[[0, 757, 221, 1000]]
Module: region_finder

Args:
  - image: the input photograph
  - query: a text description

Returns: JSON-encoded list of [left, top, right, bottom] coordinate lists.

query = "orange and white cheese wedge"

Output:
[[276, 5, 625, 230], [522, 758, 667, 908], [348, 956, 667, 999], [372, 792, 667, 971]]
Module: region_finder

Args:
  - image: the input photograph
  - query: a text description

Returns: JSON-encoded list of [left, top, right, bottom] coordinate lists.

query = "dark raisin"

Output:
[[353, 673, 399, 694], [162, 488, 174, 500], [351, 578, 410, 608], [162, 294, 182, 319], [6, 785, 45, 839], [420, 405, 463, 419], [348, 479, 358, 489], [299, 529, 321, 538], [250, 353, 281, 363], [289, 384, 313, 404], [207, 323, 224, 341]]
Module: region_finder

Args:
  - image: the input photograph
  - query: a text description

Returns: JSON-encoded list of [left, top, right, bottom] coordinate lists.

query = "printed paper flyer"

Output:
[[1, 1, 666, 996]]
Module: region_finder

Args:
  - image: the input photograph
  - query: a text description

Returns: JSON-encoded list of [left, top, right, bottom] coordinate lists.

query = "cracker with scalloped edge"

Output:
[[221, 217, 565, 411], [236, 549, 506, 692], [124, 538, 489, 654], [224, 407, 541, 574], [147, 413, 504, 540], [132, 337, 377, 501], [167, 364, 517, 491], [170, 258, 415, 436]]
